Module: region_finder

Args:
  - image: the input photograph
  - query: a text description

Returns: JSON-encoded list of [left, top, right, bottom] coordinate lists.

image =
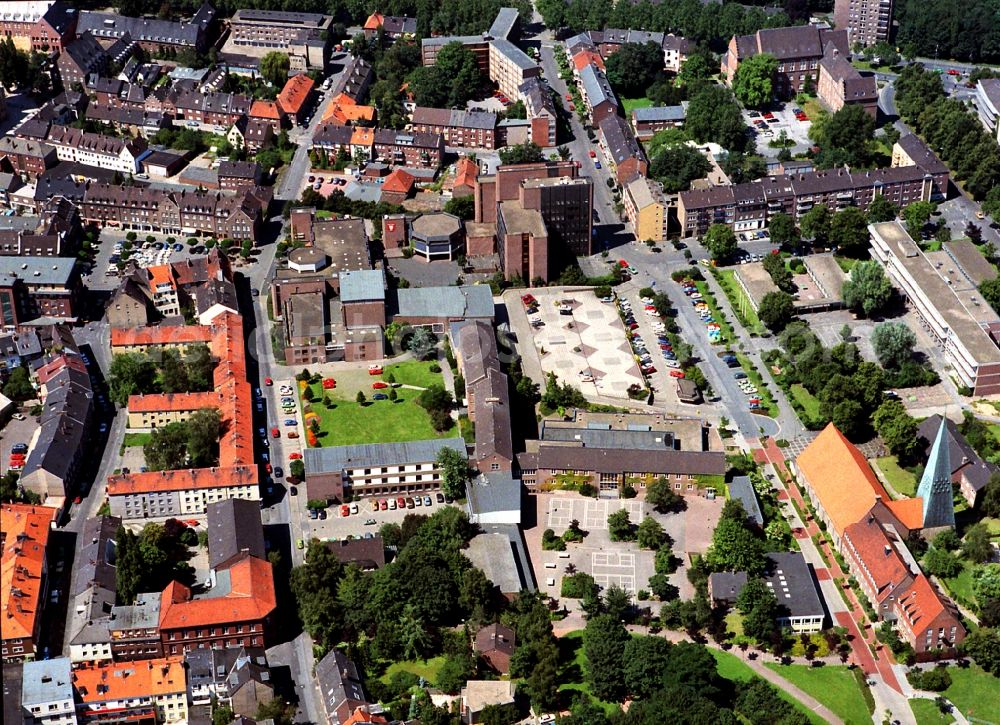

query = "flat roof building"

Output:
[[869, 221, 1000, 395]]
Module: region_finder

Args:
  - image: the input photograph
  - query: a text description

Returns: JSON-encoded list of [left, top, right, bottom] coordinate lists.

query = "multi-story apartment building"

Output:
[[597, 114, 648, 185], [974, 79, 1000, 142], [834, 0, 893, 47], [77, 3, 215, 54], [869, 221, 1000, 396], [410, 108, 498, 149], [218, 160, 263, 192], [44, 125, 147, 174], [678, 163, 940, 236], [623, 176, 668, 243], [372, 129, 445, 169], [489, 38, 541, 101], [67, 515, 120, 663], [277, 73, 315, 125], [0, 136, 58, 179], [455, 321, 514, 473], [723, 25, 849, 98], [0, 0, 77, 52], [166, 89, 252, 128], [577, 63, 619, 125], [304, 438, 469, 502], [22, 658, 79, 725], [107, 313, 260, 519], [0, 256, 80, 322], [362, 12, 417, 40], [72, 657, 189, 723], [56, 32, 107, 89], [568, 29, 693, 73], [1, 504, 59, 662], [630, 105, 686, 142], [78, 184, 265, 241], [109, 593, 164, 661], [519, 77, 557, 148], [890, 134, 949, 200]]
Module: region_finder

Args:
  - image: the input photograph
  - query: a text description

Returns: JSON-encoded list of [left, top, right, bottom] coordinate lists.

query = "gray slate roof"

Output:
[[632, 105, 687, 123], [22, 658, 73, 708], [305, 438, 466, 474], [579, 63, 617, 109], [339, 269, 385, 303], [206, 499, 265, 570], [396, 285, 494, 319], [727, 476, 764, 527], [467, 472, 521, 515]]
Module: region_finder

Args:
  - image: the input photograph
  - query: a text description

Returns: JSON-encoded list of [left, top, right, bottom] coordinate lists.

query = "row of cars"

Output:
[[619, 296, 686, 380], [678, 276, 723, 345]]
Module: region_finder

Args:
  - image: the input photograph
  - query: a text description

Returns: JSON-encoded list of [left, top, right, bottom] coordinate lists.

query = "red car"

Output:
[[73, 496, 82, 505], [669, 369, 685, 378], [341, 504, 350, 517], [264, 463, 272, 473], [521, 293, 536, 306], [322, 378, 336, 389], [368, 365, 383, 375], [289, 452, 302, 460], [264, 377, 273, 386], [947, 69, 960, 76], [271, 427, 280, 438], [379, 499, 388, 510], [565, 93, 572, 101], [763, 112, 774, 120], [396, 496, 406, 509], [588, 150, 596, 158], [372, 381, 388, 389]]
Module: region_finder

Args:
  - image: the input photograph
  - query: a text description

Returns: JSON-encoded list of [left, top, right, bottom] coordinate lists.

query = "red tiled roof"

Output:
[[35, 354, 86, 385], [382, 169, 415, 194], [158, 556, 275, 630], [363, 12, 383, 30], [843, 515, 912, 604], [250, 100, 282, 121], [277, 74, 315, 115], [454, 157, 478, 190], [128, 392, 221, 413], [72, 657, 186, 701], [1, 504, 58, 642], [111, 326, 213, 348]]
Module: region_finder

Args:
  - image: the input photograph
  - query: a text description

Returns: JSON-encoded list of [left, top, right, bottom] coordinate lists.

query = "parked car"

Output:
[[341, 504, 350, 517], [287, 431, 299, 439], [372, 381, 388, 389], [373, 393, 388, 400], [271, 427, 280, 438], [288, 452, 302, 460], [284, 419, 297, 426]]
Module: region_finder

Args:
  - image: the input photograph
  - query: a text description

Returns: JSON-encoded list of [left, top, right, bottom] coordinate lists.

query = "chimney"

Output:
[[884, 545, 891, 556]]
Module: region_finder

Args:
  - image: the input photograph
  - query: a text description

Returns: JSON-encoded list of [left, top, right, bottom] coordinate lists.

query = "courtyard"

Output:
[[295, 360, 455, 446], [527, 492, 724, 601], [507, 287, 644, 402]]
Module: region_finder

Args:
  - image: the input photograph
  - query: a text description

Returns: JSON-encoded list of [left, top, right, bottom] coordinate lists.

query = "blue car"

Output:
[[255, 401, 263, 412], [284, 419, 296, 426], [373, 393, 388, 400]]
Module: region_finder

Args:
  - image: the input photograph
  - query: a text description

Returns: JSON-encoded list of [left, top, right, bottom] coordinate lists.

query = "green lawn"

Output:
[[120, 432, 151, 454], [834, 256, 858, 274], [909, 698, 957, 725], [941, 559, 976, 605], [379, 657, 446, 686], [942, 664, 1000, 721], [621, 96, 652, 113], [873, 455, 918, 498], [714, 268, 766, 335], [789, 383, 822, 421], [710, 650, 826, 725], [983, 517, 1000, 539], [300, 361, 453, 446], [557, 630, 621, 716], [763, 663, 873, 725]]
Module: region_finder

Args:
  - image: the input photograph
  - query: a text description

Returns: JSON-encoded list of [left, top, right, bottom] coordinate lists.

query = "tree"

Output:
[[289, 459, 305, 480], [108, 353, 158, 405], [708, 515, 766, 575], [962, 523, 993, 564], [212, 706, 235, 725], [2, 366, 34, 401], [923, 547, 962, 578], [799, 204, 832, 245], [605, 42, 665, 97], [604, 584, 632, 621], [623, 636, 673, 698], [981, 278, 1000, 315], [649, 145, 711, 193], [437, 447, 470, 501], [256, 697, 295, 725], [636, 516, 667, 549], [829, 207, 870, 256], [260, 52, 290, 88], [144, 423, 189, 471], [810, 104, 875, 168], [872, 400, 920, 461], [984, 473, 1000, 518], [962, 627, 1000, 676], [499, 142, 544, 165], [703, 224, 738, 261], [186, 407, 221, 467], [646, 476, 683, 513], [738, 579, 778, 641], [356, 390, 366, 405], [186, 344, 214, 390], [444, 195, 474, 220], [872, 322, 917, 368], [762, 252, 793, 291], [607, 508, 635, 542], [407, 326, 437, 360], [867, 193, 899, 223], [842, 260, 892, 317], [767, 213, 799, 247], [733, 53, 777, 108], [758, 291, 795, 331], [583, 614, 629, 702], [686, 84, 749, 152], [434, 42, 484, 107], [903, 201, 936, 238]]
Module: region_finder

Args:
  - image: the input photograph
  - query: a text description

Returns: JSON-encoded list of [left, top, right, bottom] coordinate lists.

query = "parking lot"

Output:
[[1, 413, 39, 476], [745, 103, 813, 158], [511, 287, 644, 401], [299, 495, 455, 542]]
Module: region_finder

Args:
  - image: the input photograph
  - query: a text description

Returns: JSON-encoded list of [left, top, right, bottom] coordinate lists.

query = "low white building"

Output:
[[974, 78, 1000, 142]]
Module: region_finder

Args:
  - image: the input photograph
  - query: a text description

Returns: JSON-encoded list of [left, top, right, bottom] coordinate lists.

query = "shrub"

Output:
[[578, 483, 597, 497], [561, 572, 599, 598]]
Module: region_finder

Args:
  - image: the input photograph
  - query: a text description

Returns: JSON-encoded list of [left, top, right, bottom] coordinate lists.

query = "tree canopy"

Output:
[[842, 260, 892, 317], [605, 42, 665, 97], [703, 224, 738, 261], [758, 291, 795, 331], [732, 53, 776, 108]]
